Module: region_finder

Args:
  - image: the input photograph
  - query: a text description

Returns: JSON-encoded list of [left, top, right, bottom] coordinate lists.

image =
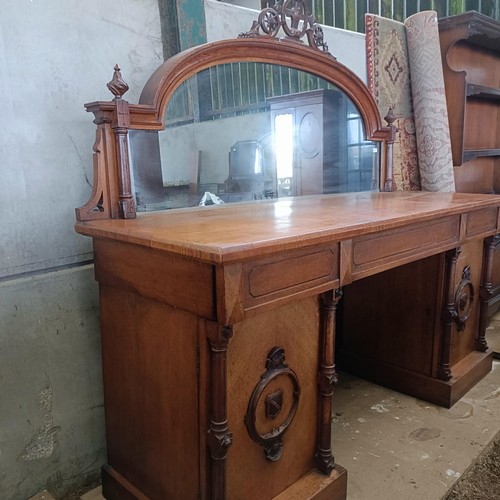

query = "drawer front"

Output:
[[351, 216, 460, 281], [465, 207, 498, 238], [94, 238, 215, 319], [243, 244, 340, 312]]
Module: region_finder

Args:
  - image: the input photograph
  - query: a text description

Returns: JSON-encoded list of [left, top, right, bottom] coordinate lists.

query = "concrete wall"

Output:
[[0, 1, 367, 498], [0, 2, 163, 498]]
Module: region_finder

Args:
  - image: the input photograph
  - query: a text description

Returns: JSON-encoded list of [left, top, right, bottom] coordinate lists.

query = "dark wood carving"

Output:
[[454, 266, 475, 331], [244, 347, 300, 462], [107, 66, 136, 219], [316, 288, 342, 474], [207, 325, 233, 500], [239, 0, 331, 55], [438, 248, 461, 381], [107, 64, 129, 98], [476, 236, 496, 351]]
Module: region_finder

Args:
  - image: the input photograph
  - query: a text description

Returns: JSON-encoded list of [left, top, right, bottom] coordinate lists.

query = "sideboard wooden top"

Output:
[[75, 192, 500, 264]]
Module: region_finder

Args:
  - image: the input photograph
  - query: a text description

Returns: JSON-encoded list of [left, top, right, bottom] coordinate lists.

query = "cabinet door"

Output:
[[295, 103, 324, 195]]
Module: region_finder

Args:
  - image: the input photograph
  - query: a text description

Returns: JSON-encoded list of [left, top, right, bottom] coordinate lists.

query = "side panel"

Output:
[[100, 284, 200, 499]]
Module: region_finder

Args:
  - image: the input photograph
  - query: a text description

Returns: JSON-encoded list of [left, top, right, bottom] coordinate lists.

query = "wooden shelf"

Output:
[[439, 12, 500, 168], [439, 11, 500, 52], [466, 84, 500, 101], [463, 148, 500, 162]]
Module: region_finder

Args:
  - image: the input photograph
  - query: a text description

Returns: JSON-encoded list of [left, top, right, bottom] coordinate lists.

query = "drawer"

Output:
[[351, 216, 460, 281], [243, 244, 340, 312], [465, 207, 498, 238]]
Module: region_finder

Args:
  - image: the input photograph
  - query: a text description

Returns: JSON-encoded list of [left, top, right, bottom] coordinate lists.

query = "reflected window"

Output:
[[128, 63, 381, 212], [274, 113, 294, 197], [346, 101, 379, 192]]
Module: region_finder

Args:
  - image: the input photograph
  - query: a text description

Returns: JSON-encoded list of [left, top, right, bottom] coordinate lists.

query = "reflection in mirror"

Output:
[[129, 62, 380, 211]]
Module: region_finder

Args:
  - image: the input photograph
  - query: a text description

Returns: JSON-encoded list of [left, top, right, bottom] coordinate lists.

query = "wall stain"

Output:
[[19, 386, 60, 461]]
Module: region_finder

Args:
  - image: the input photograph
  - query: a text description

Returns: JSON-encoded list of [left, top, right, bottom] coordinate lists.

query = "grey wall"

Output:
[[0, 2, 367, 498], [0, 2, 163, 498]]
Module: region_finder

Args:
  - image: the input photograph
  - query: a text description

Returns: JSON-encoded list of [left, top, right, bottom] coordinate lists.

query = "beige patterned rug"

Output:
[[405, 11, 455, 192], [366, 14, 420, 191], [366, 11, 455, 192]]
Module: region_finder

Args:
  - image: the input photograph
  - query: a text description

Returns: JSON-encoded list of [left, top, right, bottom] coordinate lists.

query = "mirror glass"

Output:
[[129, 62, 380, 211]]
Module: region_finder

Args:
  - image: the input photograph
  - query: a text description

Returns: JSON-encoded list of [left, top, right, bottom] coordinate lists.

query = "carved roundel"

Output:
[[258, 8, 280, 36], [244, 347, 300, 462], [454, 266, 474, 331]]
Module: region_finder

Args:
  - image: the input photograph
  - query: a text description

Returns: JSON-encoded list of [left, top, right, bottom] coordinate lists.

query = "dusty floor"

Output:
[[32, 318, 500, 500], [331, 361, 500, 499], [46, 362, 500, 500]]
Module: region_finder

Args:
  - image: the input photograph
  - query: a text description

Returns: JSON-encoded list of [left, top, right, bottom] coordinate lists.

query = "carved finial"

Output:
[[107, 64, 129, 99], [384, 106, 397, 128]]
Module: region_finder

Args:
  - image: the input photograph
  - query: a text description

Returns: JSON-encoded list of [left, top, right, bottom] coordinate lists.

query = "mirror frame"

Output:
[[77, 36, 396, 221]]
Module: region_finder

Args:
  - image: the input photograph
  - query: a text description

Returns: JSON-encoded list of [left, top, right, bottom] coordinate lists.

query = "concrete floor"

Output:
[[32, 319, 500, 500]]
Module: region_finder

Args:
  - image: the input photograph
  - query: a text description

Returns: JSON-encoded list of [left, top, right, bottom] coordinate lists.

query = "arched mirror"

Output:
[[129, 63, 381, 211], [76, 11, 395, 221]]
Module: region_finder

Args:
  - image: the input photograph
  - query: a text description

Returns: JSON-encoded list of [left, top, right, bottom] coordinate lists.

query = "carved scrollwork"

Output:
[[244, 347, 300, 462], [258, 8, 281, 36], [238, 0, 332, 56], [454, 266, 475, 331]]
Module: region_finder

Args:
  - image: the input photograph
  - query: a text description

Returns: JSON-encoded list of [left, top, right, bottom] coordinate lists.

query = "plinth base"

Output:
[[339, 349, 493, 408], [273, 465, 347, 500], [102, 464, 348, 500]]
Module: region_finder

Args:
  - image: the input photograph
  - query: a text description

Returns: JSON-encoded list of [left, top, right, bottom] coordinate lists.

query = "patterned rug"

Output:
[[405, 11, 455, 192], [366, 11, 455, 192], [366, 14, 420, 191]]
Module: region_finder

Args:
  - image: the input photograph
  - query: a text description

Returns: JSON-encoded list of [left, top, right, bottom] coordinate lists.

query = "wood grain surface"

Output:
[[76, 191, 500, 264]]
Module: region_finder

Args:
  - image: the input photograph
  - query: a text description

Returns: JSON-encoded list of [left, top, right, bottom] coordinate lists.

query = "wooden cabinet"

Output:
[[94, 236, 347, 499], [77, 193, 500, 498], [339, 238, 490, 408], [75, 6, 500, 497], [439, 12, 500, 320]]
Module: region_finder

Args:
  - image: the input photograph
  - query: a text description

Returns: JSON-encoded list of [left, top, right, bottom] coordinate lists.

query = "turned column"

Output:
[[107, 65, 136, 219], [476, 236, 496, 351], [206, 325, 233, 500], [316, 288, 342, 474], [438, 248, 460, 380]]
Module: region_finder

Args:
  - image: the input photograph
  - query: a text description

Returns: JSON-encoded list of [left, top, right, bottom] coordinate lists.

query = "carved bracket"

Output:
[[238, 0, 332, 56], [244, 347, 300, 462], [454, 266, 475, 331]]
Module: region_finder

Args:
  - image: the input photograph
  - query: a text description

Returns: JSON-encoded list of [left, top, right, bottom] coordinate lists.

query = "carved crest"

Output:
[[239, 0, 332, 56]]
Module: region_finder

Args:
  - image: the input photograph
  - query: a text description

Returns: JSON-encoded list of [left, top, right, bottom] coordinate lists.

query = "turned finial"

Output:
[[384, 106, 397, 128], [107, 64, 129, 99]]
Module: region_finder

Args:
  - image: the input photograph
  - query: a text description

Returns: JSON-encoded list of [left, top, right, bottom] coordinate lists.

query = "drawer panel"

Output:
[[243, 244, 339, 310], [351, 216, 460, 280], [465, 207, 498, 238]]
